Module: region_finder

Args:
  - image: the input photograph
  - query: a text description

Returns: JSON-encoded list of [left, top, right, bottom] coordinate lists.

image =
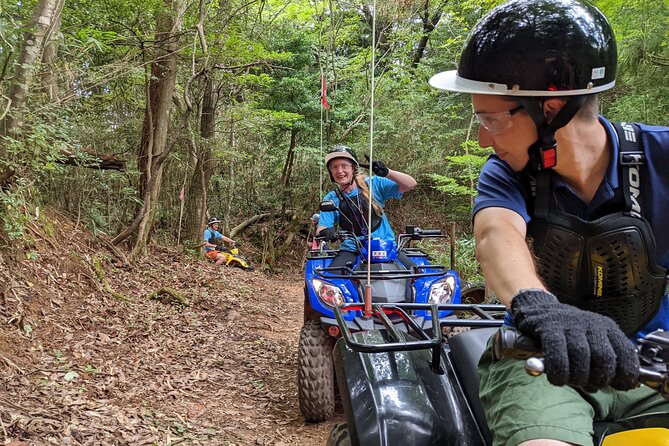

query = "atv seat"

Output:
[[448, 327, 498, 445]]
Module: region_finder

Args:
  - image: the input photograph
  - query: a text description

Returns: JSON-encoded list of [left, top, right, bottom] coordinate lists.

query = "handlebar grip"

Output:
[[492, 326, 542, 361], [494, 327, 669, 394], [419, 229, 442, 236]]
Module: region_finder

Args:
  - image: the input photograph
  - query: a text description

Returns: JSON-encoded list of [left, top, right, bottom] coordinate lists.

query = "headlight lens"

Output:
[[312, 278, 345, 307], [428, 275, 456, 304]]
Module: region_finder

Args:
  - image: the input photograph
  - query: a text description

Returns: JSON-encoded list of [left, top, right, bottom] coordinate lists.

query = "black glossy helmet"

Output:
[[430, 0, 617, 172], [429, 0, 617, 97], [208, 217, 221, 226]]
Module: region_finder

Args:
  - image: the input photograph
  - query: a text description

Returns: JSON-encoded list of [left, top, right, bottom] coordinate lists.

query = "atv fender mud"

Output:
[[332, 330, 487, 446]]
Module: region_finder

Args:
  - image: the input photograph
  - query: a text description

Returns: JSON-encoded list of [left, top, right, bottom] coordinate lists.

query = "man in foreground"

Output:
[[430, 0, 669, 444]]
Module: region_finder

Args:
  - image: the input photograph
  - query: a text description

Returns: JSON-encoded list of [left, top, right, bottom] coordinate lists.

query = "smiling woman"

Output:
[[316, 144, 417, 269]]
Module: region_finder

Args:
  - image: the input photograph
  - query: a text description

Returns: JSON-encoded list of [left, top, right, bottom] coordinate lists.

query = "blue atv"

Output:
[[297, 200, 463, 422]]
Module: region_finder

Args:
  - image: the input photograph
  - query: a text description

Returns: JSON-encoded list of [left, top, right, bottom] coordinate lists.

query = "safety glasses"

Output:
[[475, 105, 523, 135], [329, 162, 354, 172]]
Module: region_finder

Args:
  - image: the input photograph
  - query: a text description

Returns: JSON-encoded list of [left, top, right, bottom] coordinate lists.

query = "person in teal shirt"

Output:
[[203, 217, 236, 266], [317, 145, 416, 268]]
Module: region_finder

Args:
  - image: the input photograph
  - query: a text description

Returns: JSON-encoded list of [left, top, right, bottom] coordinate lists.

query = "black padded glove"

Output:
[[360, 155, 389, 177], [316, 227, 337, 242], [511, 289, 639, 391]]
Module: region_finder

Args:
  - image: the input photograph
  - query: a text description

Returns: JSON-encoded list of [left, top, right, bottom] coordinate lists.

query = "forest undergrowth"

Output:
[[0, 209, 338, 446]]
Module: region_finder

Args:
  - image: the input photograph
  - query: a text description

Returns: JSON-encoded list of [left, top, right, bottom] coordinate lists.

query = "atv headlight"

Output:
[[312, 278, 345, 307], [428, 275, 456, 304]]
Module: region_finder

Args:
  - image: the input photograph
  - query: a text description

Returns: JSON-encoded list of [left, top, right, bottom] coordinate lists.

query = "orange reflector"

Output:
[[328, 326, 340, 337]]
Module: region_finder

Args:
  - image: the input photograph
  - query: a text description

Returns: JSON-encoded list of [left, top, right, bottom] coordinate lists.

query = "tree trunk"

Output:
[[40, 0, 65, 102], [0, 0, 62, 184], [184, 76, 217, 243], [280, 127, 297, 212], [58, 148, 126, 171], [114, 0, 187, 258], [0, 0, 61, 136], [411, 1, 444, 69], [222, 113, 236, 235]]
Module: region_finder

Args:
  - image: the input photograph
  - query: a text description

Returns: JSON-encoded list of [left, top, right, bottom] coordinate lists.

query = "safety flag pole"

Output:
[[364, 0, 377, 318], [320, 73, 330, 199]]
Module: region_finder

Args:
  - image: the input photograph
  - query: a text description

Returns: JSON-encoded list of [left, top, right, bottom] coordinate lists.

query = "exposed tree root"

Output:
[[92, 256, 131, 301], [144, 287, 188, 306]]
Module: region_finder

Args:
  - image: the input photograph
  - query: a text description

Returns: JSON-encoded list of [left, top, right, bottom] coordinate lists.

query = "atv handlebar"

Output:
[[494, 326, 669, 396]]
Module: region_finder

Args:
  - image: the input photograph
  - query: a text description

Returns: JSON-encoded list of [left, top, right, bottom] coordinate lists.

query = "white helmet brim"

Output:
[[429, 70, 615, 97]]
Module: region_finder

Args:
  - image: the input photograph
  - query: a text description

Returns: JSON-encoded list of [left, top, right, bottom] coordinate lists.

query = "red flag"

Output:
[[179, 187, 184, 202], [321, 75, 330, 110]]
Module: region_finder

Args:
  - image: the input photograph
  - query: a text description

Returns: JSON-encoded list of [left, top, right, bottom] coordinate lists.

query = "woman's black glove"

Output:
[[316, 227, 337, 242], [360, 155, 389, 177], [511, 289, 639, 391]]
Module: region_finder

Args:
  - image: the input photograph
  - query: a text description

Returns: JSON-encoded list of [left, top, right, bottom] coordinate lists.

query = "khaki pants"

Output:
[[478, 336, 669, 446]]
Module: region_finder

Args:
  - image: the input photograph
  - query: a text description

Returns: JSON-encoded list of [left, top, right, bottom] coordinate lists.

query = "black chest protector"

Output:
[[335, 187, 382, 237], [524, 123, 668, 336]]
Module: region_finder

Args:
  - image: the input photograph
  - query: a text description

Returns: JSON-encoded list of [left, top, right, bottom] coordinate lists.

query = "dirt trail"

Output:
[[0, 214, 344, 445]]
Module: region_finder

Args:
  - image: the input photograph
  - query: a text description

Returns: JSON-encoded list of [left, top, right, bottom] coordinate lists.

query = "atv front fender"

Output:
[[333, 330, 486, 446]]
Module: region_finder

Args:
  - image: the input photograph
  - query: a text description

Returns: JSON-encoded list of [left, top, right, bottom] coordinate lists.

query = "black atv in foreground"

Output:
[[327, 302, 669, 445]]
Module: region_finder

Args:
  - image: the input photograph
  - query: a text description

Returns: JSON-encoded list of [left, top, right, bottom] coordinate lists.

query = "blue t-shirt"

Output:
[[473, 117, 669, 337], [203, 228, 224, 253], [319, 176, 402, 252]]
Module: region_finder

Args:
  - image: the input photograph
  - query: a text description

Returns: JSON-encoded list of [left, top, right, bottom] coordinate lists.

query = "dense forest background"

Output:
[[0, 0, 667, 270]]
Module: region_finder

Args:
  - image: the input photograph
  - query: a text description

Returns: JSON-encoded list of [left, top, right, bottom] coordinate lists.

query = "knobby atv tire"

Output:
[[327, 423, 352, 446], [297, 320, 335, 422], [461, 283, 487, 305]]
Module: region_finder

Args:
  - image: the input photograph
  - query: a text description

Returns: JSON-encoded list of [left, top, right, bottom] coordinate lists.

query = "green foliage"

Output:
[[71, 27, 120, 52], [596, 0, 669, 124], [0, 106, 74, 240], [0, 0, 664, 261], [428, 140, 491, 224], [0, 179, 34, 241], [453, 235, 484, 284], [417, 234, 483, 284]]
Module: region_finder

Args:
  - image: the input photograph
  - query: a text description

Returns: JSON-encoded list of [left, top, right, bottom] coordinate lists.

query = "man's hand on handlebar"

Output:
[[510, 289, 639, 392], [495, 325, 669, 398]]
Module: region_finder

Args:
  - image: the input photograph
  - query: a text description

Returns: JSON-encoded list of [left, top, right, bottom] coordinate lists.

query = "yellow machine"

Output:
[[219, 244, 252, 270], [209, 237, 253, 271], [603, 428, 669, 445]]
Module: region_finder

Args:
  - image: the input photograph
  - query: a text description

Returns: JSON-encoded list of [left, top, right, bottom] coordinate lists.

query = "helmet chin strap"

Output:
[[519, 96, 587, 174]]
